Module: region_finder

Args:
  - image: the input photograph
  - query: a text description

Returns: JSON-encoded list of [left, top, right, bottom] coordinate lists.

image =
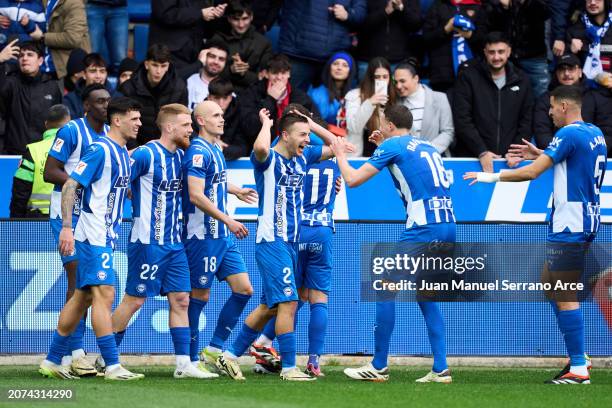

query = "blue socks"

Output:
[[229, 323, 260, 357], [114, 330, 126, 348], [558, 309, 586, 366], [68, 318, 86, 353], [47, 331, 70, 365], [277, 332, 297, 369], [170, 327, 191, 357], [308, 303, 328, 356], [97, 334, 119, 367], [187, 298, 207, 361], [419, 301, 447, 373], [372, 301, 395, 370], [209, 292, 252, 350]]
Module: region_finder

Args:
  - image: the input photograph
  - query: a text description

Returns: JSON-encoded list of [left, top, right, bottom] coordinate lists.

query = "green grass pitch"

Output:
[[0, 365, 610, 408]]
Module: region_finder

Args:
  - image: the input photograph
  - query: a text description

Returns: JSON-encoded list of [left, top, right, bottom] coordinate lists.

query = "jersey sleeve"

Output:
[[250, 150, 273, 170], [304, 145, 323, 165], [543, 126, 576, 164], [185, 146, 212, 179], [47, 124, 77, 163], [367, 140, 400, 170], [70, 143, 105, 189], [129, 146, 152, 181]]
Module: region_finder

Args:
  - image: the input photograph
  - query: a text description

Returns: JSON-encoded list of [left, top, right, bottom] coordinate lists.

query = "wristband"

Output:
[[476, 172, 500, 183]]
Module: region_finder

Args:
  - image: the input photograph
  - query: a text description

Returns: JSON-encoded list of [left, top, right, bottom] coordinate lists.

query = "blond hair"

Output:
[[156, 103, 191, 128]]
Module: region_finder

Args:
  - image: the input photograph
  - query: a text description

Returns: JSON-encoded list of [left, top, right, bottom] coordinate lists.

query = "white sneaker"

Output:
[[343, 363, 389, 382], [415, 369, 452, 383], [280, 367, 316, 381], [215, 354, 245, 380], [104, 366, 145, 381], [70, 355, 98, 377], [174, 364, 219, 379], [39, 360, 79, 380]]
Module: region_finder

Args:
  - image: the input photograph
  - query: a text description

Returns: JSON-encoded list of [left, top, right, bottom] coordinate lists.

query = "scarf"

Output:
[[42, 0, 59, 73], [452, 13, 475, 75], [583, 11, 612, 80], [450, 0, 481, 5]]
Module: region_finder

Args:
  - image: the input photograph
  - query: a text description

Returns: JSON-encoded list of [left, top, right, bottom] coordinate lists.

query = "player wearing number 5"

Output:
[[333, 104, 456, 384], [464, 85, 606, 384]]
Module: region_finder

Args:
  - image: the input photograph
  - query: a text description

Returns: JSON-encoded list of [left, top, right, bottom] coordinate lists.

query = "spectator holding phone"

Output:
[[345, 57, 396, 156]]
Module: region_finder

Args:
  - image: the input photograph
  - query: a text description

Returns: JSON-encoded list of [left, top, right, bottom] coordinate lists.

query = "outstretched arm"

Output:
[[228, 182, 258, 204], [463, 154, 553, 185], [331, 137, 380, 187]]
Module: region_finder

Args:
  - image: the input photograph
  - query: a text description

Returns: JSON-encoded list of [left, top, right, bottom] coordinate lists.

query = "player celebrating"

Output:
[[334, 104, 455, 383], [97, 104, 216, 379], [39, 97, 144, 381], [464, 85, 605, 384], [215, 108, 336, 381], [43, 84, 111, 377], [183, 101, 258, 373]]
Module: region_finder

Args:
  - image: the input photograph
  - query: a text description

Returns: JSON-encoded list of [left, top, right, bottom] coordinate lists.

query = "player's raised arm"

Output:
[[463, 152, 553, 185], [290, 108, 357, 153], [330, 137, 379, 187], [252, 108, 274, 162]]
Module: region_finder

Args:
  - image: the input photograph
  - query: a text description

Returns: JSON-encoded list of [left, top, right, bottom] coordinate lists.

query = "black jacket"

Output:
[[0, 65, 62, 155], [486, 0, 550, 60], [355, 0, 422, 63], [118, 63, 188, 148], [582, 87, 612, 156], [219, 97, 245, 160], [238, 80, 319, 154], [211, 26, 274, 92], [532, 79, 591, 149], [422, 0, 488, 92], [550, 0, 582, 42], [452, 60, 533, 157]]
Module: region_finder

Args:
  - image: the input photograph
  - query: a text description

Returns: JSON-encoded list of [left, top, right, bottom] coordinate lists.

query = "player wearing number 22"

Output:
[[106, 104, 218, 380], [334, 104, 456, 384], [465, 85, 606, 384]]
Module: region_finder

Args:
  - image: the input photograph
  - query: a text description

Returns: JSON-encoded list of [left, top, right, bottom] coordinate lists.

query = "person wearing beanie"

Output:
[[117, 57, 138, 85], [64, 48, 87, 93]]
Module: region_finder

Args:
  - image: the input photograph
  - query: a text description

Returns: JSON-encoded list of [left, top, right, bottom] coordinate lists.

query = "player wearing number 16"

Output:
[[464, 85, 607, 384]]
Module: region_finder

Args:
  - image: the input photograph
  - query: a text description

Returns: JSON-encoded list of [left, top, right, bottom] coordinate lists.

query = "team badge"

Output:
[[136, 284, 146, 293], [97, 271, 107, 281], [283, 287, 293, 297], [199, 275, 208, 285]]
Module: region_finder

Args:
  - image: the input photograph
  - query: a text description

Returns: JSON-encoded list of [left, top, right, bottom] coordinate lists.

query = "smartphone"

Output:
[[375, 79, 388, 96]]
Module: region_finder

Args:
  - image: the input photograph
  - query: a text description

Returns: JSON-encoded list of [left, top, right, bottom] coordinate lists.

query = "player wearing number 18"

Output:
[[464, 85, 606, 384], [333, 104, 456, 384]]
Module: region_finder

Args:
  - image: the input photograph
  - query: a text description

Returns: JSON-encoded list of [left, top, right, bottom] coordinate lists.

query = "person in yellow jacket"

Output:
[[10, 105, 70, 218]]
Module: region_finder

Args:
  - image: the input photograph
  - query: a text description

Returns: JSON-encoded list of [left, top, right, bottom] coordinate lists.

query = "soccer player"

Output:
[[43, 83, 111, 377], [250, 107, 342, 377], [39, 97, 144, 381], [464, 85, 604, 384], [101, 104, 217, 379], [334, 104, 456, 383], [183, 100, 258, 373], [215, 108, 337, 382]]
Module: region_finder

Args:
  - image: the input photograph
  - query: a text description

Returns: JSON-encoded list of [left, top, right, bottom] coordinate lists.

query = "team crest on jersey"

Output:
[[193, 154, 204, 168], [52, 138, 64, 153], [199, 275, 208, 286], [74, 161, 87, 175], [283, 287, 293, 297], [136, 284, 146, 293], [97, 271, 107, 281]]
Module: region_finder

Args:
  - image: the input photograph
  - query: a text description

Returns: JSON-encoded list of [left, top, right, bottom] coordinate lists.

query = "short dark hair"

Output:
[[146, 43, 172, 63], [83, 53, 107, 69], [45, 104, 70, 128], [384, 104, 413, 130], [395, 57, 419, 77], [203, 38, 229, 55], [208, 78, 234, 98], [485, 31, 511, 47], [267, 54, 291, 73], [81, 83, 108, 102], [551, 85, 583, 106], [226, 0, 253, 17], [19, 41, 43, 57], [279, 109, 308, 134], [107, 97, 142, 123]]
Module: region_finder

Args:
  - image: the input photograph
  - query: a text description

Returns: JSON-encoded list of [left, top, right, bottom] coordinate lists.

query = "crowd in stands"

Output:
[[2, 0, 612, 182]]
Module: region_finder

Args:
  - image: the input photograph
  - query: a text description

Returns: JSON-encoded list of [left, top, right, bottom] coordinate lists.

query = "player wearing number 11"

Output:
[[464, 85, 606, 384]]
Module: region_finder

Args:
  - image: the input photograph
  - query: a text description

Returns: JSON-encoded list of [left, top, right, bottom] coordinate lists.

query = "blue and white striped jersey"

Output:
[[367, 136, 455, 228], [48, 118, 109, 219], [130, 141, 184, 246], [182, 137, 229, 240], [543, 121, 607, 242], [70, 136, 130, 249], [251, 146, 323, 243], [301, 158, 340, 229]]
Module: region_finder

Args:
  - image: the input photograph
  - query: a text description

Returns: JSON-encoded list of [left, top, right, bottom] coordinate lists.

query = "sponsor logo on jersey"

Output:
[[114, 176, 130, 188], [193, 154, 204, 168], [277, 174, 303, 188], [52, 138, 64, 153], [211, 170, 227, 185], [159, 179, 182, 192]]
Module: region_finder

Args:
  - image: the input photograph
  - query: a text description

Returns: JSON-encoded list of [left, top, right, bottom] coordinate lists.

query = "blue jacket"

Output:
[[0, 0, 45, 48], [308, 84, 342, 125], [278, 0, 366, 62]]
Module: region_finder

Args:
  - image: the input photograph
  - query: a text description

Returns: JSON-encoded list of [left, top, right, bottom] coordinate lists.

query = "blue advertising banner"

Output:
[[1, 221, 611, 356]]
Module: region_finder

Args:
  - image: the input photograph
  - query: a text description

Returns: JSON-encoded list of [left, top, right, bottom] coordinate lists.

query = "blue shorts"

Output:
[[126, 243, 191, 297], [186, 236, 247, 289], [75, 241, 115, 289], [50, 218, 79, 265], [256, 241, 299, 308], [546, 241, 590, 273], [399, 222, 456, 243], [296, 225, 333, 294]]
